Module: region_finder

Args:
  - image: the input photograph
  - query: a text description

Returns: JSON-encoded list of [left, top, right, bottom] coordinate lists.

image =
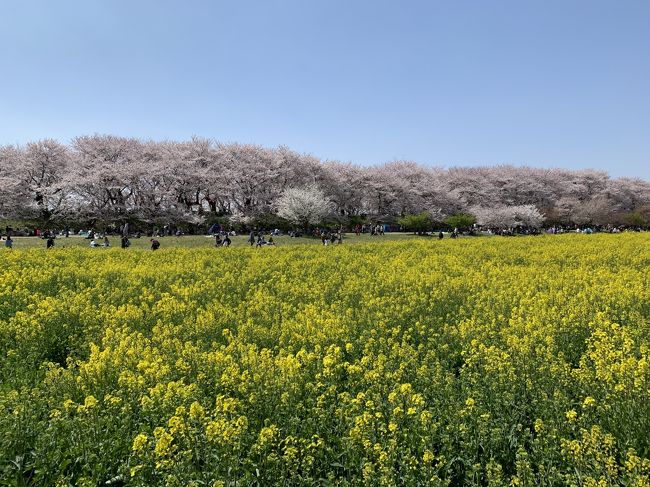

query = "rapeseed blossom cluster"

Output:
[[0, 234, 648, 485]]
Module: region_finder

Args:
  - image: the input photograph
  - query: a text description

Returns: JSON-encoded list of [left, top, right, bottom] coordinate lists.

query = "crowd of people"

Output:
[[214, 234, 232, 247], [1, 222, 647, 251], [353, 224, 388, 236], [318, 230, 343, 245], [247, 231, 276, 247]]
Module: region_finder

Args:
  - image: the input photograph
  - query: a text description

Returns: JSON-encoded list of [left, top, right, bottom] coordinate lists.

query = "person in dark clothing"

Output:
[[121, 236, 130, 248], [438, 231, 444, 240], [150, 239, 160, 250], [46, 237, 55, 249], [223, 235, 232, 247]]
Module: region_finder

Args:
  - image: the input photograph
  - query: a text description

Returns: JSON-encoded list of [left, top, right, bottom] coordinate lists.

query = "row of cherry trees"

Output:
[[1, 135, 649, 229]]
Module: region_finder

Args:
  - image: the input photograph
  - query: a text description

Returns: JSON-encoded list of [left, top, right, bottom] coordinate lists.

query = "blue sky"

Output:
[[1, 0, 648, 178]]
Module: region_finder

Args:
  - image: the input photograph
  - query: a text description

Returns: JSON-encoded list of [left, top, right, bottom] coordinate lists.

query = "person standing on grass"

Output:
[[4, 236, 12, 249], [248, 231, 255, 246], [223, 235, 231, 247], [46, 237, 55, 249], [121, 236, 130, 249], [150, 238, 160, 250]]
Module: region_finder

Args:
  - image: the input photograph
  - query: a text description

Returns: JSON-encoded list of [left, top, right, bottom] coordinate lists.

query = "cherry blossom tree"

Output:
[[21, 139, 71, 221], [0, 144, 24, 220], [69, 135, 142, 220], [0, 140, 73, 222], [318, 162, 365, 216], [1, 135, 648, 229], [472, 204, 545, 229], [276, 185, 333, 229], [220, 143, 282, 218]]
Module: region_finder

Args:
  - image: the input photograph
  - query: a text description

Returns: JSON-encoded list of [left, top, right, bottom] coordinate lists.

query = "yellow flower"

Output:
[[132, 433, 148, 452], [154, 430, 174, 457], [140, 395, 153, 409], [189, 401, 205, 420], [205, 420, 221, 442], [104, 394, 122, 406], [258, 425, 279, 446], [420, 411, 432, 424], [582, 396, 596, 408], [84, 395, 98, 409], [168, 415, 185, 434]]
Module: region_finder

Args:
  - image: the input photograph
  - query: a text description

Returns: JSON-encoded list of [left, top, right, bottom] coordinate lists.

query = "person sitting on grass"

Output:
[[150, 239, 160, 250]]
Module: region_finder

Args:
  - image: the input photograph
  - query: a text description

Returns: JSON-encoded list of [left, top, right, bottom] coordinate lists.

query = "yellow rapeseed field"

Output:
[[1, 234, 649, 486]]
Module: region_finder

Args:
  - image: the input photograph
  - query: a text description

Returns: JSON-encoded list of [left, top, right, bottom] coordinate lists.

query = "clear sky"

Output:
[[1, 0, 649, 179]]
